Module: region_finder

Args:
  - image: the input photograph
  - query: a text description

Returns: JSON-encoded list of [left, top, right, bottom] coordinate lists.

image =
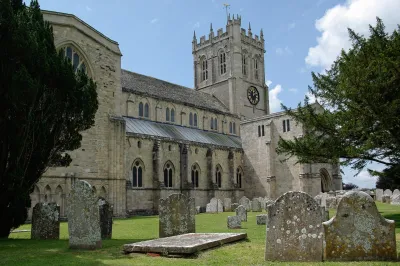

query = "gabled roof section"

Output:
[[124, 117, 242, 149], [121, 69, 233, 116]]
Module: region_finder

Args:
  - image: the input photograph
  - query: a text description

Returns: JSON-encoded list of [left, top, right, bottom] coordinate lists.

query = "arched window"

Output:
[[139, 102, 144, 117], [194, 113, 198, 127], [171, 109, 175, 122], [242, 53, 247, 75], [236, 167, 243, 188], [201, 56, 208, 81], [189, 112, 193, 126], [210, 117, 214, 129], [229, 122, 233, 133], [132, 160, 144, 187], [219, 51, 226, 75], [144, 103, 149, 118], [233, 122, 236, 134], [166, 107, 170, 121], [254, 58, 259, 80], [61, 45, 87, 74], [214, 118, 218, 130], [191, 164, 200, 188], [215, 165, 222, 188], [163, 162, 174, 188]]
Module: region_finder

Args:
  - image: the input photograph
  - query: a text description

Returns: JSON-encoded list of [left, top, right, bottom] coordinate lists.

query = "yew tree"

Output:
[[0, 0, 98, 237]]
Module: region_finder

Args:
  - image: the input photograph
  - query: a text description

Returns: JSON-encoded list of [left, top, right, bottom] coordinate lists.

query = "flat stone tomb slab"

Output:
[[123, 233, 247, 255]]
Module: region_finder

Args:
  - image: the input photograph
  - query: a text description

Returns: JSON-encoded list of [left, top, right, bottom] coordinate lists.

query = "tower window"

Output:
[[286, 119, 290, 132], [194, 113, 198, 127], [236, 167, 243, 188], [229, 122, 233, 134], [61, 45, 87, 74], [254, 58, 259, 80], [242, 54, 247, 75], [191, 164, 199, 188], [189, 112, 193, 126], [201, 57, 208, 81], [233, 122, 236, 134], [219, 51, 226, 75], [144, 103, 150, 118], [214, 118, 218, 130], [132, 160, 143, 188], [210, 117, 214, 129], [166, 107, 170, 121], [171, 109, 175, 122], [262, 125, 265, 136], [258, 125, 261, 137], [215, 165, 222, 188], [283, 120, 286, 132], [139, 102, 143, 117], [163, 162, 174, 188]]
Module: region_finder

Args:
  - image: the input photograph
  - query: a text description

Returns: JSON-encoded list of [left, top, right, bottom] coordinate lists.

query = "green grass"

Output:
[[0, 203, 399, 265]]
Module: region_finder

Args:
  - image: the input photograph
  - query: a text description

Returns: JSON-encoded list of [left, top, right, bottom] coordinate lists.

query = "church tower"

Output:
[[192, 15, 269, 119]]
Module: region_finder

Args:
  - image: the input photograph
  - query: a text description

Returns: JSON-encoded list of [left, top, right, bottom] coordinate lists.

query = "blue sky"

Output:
[[32, 0, 400, 188]]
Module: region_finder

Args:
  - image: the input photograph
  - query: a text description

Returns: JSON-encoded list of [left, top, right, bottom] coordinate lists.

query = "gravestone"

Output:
[[323, 191, 396, 261], [31, 202, 60, 240], [382, 195, 391, 204], [383, 189, 392, 197], [67, 180, 102, 249], [390, 194, 400, 205], [227, 216, 241, 229], [208, 197, 223, 213], [231, 203, 239, 211], [195, 206, 201, 214], [321, 207, 329, 221], [375, 189, 383, 201], [265, 191, 323, 262], [314, 193, 327, 208], [159, 193, 195, 238], [326, 196, 337, 209], [223, 198, 232, 212], [252, 198, 262, 212], [98, 198, 113, 239], [256, 214, 268, 225], [265, 199, 274, 211], [236, 205, 247, 222], [239, 196, 251, 211], [391, 189, 400, 199], [206, 203, 211, 213]]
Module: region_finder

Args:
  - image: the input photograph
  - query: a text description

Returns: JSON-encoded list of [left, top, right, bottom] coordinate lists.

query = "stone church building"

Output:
[[28, 11, 342, 218]]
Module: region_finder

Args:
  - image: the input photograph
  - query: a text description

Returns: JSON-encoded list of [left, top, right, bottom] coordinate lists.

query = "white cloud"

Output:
[[269, 84, 283, 112], [85, 6, 92, 12], [193, 22, 200, 29], [343, 170, 378, 189], [266, 80, 272, 87], [306, 0, 400, 70], [289, 88, 298, 93], [150, 18, 159, 24], [306, 91, 317, 103], [288, 22, 296, 30], [276, 46, 292, 56]]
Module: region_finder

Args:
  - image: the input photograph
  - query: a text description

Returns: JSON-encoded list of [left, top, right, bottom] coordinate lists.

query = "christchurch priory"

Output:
[[28, 11, 342, 219]]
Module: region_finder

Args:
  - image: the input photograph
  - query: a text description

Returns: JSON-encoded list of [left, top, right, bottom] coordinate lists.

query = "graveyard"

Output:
[[0, 201, 399, 265]]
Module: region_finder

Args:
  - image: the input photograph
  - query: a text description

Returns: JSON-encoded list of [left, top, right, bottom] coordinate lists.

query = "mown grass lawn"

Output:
[[0, 202, 399, 265]]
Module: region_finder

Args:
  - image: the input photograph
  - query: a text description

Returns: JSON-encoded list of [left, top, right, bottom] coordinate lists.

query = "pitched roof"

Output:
[[121, 69, 232, 115], [124, 117, 242, 149]]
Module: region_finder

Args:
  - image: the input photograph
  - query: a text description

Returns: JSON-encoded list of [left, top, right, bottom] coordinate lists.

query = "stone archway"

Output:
[[320, 168, 333, 192]]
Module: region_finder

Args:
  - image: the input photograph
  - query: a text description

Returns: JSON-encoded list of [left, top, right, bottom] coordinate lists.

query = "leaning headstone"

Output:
[[390, 194, 400, 205], [375, 189, 383, 201], [231, 203, 239, 211], [383, 189, 392, 197], [159, 193, 195, 238], [326, 196, 337, 209], [323, 191, 396, 261], [98, 198, 113, 240], [31, 202, 60, 240], [208, 197, 223, 213], [256, 214, 268, 225], [265, 191, 323, 262], [252, 198, 262, 212], [239, 196, 251, 211], [382, 195, 391, 204], [223, 198, 232, 212], [227, 216, 241, 229], [236, 205, 247, 222], [67, 180, 101, 249]]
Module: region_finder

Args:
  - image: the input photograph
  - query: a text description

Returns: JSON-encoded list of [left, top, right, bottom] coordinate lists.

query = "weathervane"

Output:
[[223, 3, 230, 21]]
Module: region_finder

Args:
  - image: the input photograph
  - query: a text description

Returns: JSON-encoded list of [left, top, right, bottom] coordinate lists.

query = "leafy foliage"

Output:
[[370, 165, 400, 190], [0, 0, 98, 237], [277, 18, 400, 175], [342, 182, 359, 190]]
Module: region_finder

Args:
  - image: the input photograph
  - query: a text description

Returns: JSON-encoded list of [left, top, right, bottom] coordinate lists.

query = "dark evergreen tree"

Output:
[[371, 165, 400, 190], [277, 18, 400, 179], [0, 0, 98, 237]]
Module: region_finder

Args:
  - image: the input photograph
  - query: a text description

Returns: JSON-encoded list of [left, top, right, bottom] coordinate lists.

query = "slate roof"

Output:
[[121, 69, 232, 115], [124, 116, 242, 149]]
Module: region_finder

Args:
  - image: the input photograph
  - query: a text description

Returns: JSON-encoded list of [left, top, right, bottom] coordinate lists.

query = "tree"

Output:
[[277, 18, 400, 178], [342, 182, 359, 190], [0, 0, 98, 237], [371, 165, 400, 190]]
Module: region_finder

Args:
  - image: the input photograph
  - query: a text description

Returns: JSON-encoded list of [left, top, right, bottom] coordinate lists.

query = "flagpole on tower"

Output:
[[223, 3, 230, 22]]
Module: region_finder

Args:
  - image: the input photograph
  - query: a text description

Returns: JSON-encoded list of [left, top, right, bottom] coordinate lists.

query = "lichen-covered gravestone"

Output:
[[265, 191, 323, 262], [323, 191, 396, 261], [227, 216, 241, 229], [239, 196, 251, 211], [375, 189, 383, 201], [326, 196, 337, 209], [383, 189, 392, 197], [314, 193, 327, 208], [231, 203, 239, 211], [67, 180, 102, 249], [252, 198, 262, 212], [31, 202, 60, 240], [159, 193, 195, 238], [391, 194, 400, 205], [208, 197, 223, 213], [98, 198, 113, 239], [223, 198, 232, 212], [391, 189, 400, 199], [236, 205, 247, 222], [256, 214, 268, 225]]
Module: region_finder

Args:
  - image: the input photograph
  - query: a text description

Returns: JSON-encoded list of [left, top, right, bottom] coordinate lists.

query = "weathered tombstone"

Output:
[[252, 198, 262, 212], [256, 214, 268, 225], [383, 189, 392, 197], [235, 205, 247, 222], [323, 191, 396, 261], [321, 206, 329, 221], [259, 197, 266, 210], [159, 193, 195, 238], [31, 202, 60, 240], [67, 180, 102, 249], [98, 198, 113, 240], [390, 194, 400, 205], [382, 195, 391, 204], [375, 189, 383, 201], [326, 196, 337, 209], [314, 193, 327, 208], [265, 199, 274, 211], [195, 206, 201, 214], [265, 191, 323, 262], [206, 203, 211, 213], [208, 197, 223, 213], [223, 198, 232, 212], [239, 196, 251, 211], [231, 203, 239, 211], [227, 216, 241, 229], [391, 189, 400, 199]]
